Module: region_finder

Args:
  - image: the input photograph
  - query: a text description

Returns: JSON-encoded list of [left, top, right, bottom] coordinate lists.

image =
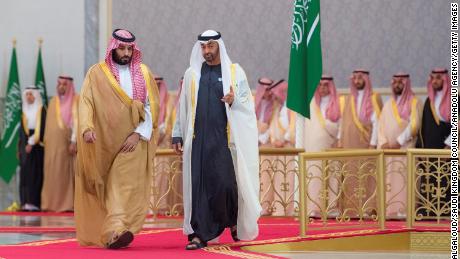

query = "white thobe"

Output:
[[117, 64, 153, 140]]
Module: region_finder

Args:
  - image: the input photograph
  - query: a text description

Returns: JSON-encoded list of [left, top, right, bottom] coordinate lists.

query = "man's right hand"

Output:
[[172, 142, 183, 155], [83, 130, 96, 143]]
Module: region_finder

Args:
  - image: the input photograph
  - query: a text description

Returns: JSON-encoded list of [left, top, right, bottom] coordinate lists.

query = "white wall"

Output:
[[0, 0, 85, 98], [113, 0, 450, 90], [99, 0, 111, 62]]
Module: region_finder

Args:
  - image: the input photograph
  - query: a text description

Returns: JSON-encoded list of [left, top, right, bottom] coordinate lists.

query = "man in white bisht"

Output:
[[172, 30, 261, 250], [377, 73, 422, 219]]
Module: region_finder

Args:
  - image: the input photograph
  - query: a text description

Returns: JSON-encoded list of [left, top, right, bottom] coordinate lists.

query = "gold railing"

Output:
[[407, 148, 451, 228], [151, 148, 452, 235], [298, 148, 452, 237], [150, 147, 303, 218], [299, 150, 386, 236], [259, 148, 303, 217], [151, 149, 183, 218], [382, 150, 408, 219]]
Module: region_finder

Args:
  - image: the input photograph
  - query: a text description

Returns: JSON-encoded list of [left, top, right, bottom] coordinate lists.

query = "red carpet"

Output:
[[0, 211, 74, 217], [0, 228, 274, 259], [0, 217, 449, 259]]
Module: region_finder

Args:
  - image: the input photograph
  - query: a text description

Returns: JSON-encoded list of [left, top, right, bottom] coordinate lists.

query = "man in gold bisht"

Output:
[[338, 70, 382, 148], [75, 29, 159, 249], [42, 76, 78, 212], [338, 70, 382, 218]]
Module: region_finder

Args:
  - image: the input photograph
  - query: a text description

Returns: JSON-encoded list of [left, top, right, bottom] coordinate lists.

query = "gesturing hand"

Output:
[[120, 132, 140, 153], [221, 86, 234, 105]]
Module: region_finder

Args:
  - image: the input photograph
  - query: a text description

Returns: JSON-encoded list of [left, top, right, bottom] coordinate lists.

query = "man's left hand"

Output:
[[120, 132, 140, 153], [25, 145, 33, 154], [221, 86, 234, 105]]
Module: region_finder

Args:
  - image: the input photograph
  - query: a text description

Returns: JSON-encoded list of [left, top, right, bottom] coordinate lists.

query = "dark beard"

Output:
[[393, 91, 403, 96], [204, 53, 214, 62], [112, 51, 132, 65]]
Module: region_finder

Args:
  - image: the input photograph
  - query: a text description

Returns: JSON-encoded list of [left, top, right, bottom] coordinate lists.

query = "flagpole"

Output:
[[10, 37, 20, 208], [37, 38, 43, 63], [35, 37, 48, 107], [10, 39, 20, 209], [294, 112, 304, 212], [37, 37, 43, 73], [295, 113, 304, 149]]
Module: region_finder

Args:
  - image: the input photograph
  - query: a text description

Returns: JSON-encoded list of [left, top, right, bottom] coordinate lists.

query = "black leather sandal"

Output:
[[231, 227, 240, 242], [185, 240, 207, 250]]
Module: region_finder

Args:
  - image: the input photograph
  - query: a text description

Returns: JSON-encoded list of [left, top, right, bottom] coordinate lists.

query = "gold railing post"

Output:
[[321, 159, 328, 220], [406, 149, 414, 228], [299, 153, 307, 237], [377, 151, 386, 230]]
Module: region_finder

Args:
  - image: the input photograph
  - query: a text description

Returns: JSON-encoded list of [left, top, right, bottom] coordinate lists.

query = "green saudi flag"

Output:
[[0, 47, 22, 183], [35, 46, 48, 107], [287, 0, 322, 118]]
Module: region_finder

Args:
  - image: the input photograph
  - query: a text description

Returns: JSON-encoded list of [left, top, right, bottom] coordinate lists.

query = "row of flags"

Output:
[[0, 0, 322, 183], [0, 42, 48, 183]]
